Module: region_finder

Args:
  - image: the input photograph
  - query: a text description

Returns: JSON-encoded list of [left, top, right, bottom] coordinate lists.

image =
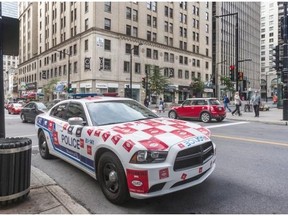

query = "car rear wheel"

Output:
[[38, 131, 52, 159], [21, 113, 27, 123], [200, 112, 211, 123], [97, 152, 130, 205], [168, 111, 178, 119]]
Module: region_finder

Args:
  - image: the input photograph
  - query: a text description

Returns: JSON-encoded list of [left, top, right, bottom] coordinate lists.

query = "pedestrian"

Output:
[[232, 92, 242, 116], [144, 97, 149, 108], [250, 90, 261, 117], [223, 94, 232, 112], [158, 98, 164, 113]]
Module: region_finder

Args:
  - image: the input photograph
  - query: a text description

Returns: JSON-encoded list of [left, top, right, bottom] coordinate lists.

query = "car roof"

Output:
[[57, 96, 133, 104]]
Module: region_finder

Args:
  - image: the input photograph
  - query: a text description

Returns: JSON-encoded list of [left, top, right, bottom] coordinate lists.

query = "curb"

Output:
[[225, 117, 288, 126]]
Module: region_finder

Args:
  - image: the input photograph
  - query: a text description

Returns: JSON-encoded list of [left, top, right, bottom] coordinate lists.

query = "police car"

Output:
[[35, 96, 216, 204]]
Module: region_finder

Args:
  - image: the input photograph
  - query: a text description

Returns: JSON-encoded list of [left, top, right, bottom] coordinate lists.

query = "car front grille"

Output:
[[173, 141, 214, 171]]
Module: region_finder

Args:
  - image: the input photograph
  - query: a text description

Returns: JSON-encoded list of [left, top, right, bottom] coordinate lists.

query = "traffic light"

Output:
[[67, 83, 73, 93], [238, 72, 244, 81], [272, 45, 280, 71], [229, 65, 235, 81], [142, 77, 146, 88]]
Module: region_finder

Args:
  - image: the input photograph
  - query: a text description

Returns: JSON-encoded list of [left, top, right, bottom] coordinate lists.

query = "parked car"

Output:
[[168, 98, 226, 123], [5, 101, 15, 110], [7, 103, 23, 115], [35, 97, 216, 204], [21, 102, 48, 123]]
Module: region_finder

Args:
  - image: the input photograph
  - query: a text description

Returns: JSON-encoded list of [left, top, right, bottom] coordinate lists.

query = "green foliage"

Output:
[[43, 79, 59, 101], [220, 76, 235, 93], [148, 65, 170, 96], [189, 77, 205, 97]]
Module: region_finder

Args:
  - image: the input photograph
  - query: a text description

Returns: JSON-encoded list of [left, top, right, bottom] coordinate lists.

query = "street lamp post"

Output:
[[129, 43, 143, 99], [215, 60, 226, 99], [215, 12, 239, 91]]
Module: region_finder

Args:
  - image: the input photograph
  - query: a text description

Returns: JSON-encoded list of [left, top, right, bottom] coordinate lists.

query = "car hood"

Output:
[[95, 117, 211, 151]]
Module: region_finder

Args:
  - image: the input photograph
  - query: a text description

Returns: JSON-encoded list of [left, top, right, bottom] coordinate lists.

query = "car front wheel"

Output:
[[200, 112, 211, 123], [38, 131, 52, 159], [168, 110, 178, 119], [97, 152, 130, 205]]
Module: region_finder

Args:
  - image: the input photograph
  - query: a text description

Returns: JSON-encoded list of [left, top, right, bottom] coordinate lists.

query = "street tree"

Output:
[[220, 76, 235, 94], [149, 66, 170, 97], [189, 77, 205, 97], [43, 79, 59, 102]]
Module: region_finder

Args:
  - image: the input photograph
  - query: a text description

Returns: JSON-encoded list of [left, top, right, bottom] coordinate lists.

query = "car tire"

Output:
[[200, 112, 211, 123], [168, 111, 178, 119], [21, 113, 27, 123], [97, 151, 130, 205], [38, 130, 52, 159]]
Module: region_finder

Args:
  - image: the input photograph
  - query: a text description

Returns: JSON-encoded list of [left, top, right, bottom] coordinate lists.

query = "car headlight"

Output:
[[130, 150, 168, 164]]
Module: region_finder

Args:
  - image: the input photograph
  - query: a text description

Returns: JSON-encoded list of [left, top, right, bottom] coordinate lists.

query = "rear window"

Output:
[[209, 99, 221, 105]]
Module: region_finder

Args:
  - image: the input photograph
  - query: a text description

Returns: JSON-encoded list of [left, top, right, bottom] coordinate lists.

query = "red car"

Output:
[[168, 98, 226, 123], [7, 103, 23, 115]]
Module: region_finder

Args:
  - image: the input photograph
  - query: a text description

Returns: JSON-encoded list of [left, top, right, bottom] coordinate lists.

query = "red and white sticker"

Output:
[[122, 140, 135, 152], [171, 129, 194, 139], [87, 145, 92, 155], [102, 131, 111, 142], [142, 127, 166, 136], [126, 169, 149, 193], [139, 137, 169, 151], [87, 129, 94, 136], [111, 134, 122, 145], [94, 129, 103, 137], [113, 126, 137, 135], [80, 138, 84, 148], [159, 168, 169, 179], [53, 131, 59, 145]]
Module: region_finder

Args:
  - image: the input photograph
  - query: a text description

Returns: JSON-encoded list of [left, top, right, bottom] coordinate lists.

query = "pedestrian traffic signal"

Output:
[[238, 72, 244, 81], [142, 77, 146, 88], [67, 83, 73, 93], [229, 65, 235, 81]]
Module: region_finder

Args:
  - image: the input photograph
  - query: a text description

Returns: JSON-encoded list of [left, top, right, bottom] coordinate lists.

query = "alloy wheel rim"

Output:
[[202, 113, 209, 122]]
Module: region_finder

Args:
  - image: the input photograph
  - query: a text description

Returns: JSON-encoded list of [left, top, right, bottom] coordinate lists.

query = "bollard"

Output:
[[0, 137, 32, 206]]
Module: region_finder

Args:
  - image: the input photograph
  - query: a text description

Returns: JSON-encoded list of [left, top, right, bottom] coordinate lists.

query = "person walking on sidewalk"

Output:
[[223, 94, 232, 112], [251, 90, 261, 117], [232, 92, 242, 116]]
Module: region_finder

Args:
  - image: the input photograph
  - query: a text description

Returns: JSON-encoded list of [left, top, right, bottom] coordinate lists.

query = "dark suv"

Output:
[[168, 98, 226, 123]]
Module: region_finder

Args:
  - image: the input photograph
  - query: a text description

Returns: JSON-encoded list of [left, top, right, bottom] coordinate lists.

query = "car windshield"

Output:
[[86, 100, 159, 126], [36, 103, 48, 110], [209, 99, 221, 105]]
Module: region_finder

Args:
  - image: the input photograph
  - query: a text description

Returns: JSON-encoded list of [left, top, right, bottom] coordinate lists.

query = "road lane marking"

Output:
[[206, 122, 249, 129], [212, 134, 288, 148]]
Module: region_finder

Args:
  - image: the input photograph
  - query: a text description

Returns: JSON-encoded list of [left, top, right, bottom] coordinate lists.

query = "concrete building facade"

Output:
[[18, 2, 213, 104]]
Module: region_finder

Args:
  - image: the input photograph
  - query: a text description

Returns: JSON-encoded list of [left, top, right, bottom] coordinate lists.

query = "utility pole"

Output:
[[0, 2, 5, 138], [283, 2, 288, 98]]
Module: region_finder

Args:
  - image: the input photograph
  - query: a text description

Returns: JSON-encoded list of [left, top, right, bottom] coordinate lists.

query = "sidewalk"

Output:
[[0, 166, 90, 214]]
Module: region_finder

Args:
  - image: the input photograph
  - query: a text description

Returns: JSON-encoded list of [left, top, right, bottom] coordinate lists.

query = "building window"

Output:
[[125, 44, 132, 54], [206, 36, 209, 45], [74, 62, 78, 73], [146, 48, 152, 58], [73, 44, 77, 55], [170, 54, 174, 63], [147, 31, 151, 41], [104, 58, 111, 71], [85, 18, 88, 30], [206, 48, 209, 56], [169, 23, 173, 33], [206, 12, 209, 20], [85, 2, 89, 13], [133, 27, 138, 37], [126, 7, 131, 19], [104, 2, 111, 12], [185, 70, 189, 79], [179, 55, 183, 64], [135, 63, 141, 74], [165, 6, 168, 16], [104, 18, 111, 30], [164, 21, 168, 32], [85, 39, 88, 51], [197, 60, 200, 67], [133, 45, 139, 55], [133, 9, 138, 21], [126, 25, 131, 35], [164, 52, 169, 62], [205, 61, 209, 69], [184, 57, 188, 65], [152, 33, 157, 42], [104, 39, 111, 51], [205, 24, 209, 33], [153, 17, 157, 28], [124, 61, 130, 73], [178, 70, 183, 79], [147, 15, 151, 26], [153, 50, 158, 60]]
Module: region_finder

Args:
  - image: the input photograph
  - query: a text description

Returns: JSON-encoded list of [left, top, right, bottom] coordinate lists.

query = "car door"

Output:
[[177, 99, 193, 118], [62, 102, 88, 164], [193, 99, 209, 118], [22, 103, 33, 120]]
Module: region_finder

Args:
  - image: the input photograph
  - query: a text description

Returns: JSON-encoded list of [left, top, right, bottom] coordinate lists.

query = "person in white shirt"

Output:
[[231, 92, 242, 116]]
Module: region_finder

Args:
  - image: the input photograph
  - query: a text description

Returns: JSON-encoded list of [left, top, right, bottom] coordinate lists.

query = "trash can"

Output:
[[0, 137, 32, 206], [283, 99, 288, 121]]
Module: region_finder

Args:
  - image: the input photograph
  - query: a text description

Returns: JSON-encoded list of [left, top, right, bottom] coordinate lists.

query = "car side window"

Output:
[[66, 102, 87, 123], [191, 100, 198, 105], [183, 100, 191, 106], [197, 100, 207, 106], [50, 103, 68, 120], [25, 103, 34, 108]]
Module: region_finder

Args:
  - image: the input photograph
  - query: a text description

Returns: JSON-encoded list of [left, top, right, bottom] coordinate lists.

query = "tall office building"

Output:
[[18, 2, 213, 103], [212, 2, 261, 99], [260, 2, 279, 100]]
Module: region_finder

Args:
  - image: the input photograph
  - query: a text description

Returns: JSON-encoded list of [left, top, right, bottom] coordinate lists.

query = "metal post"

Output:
[[0, 2, 5, 138], [129, 50, 133, 99], [235, 13, 239, 92], [266, 73, 268, 102], [283, 2, 288, 99]]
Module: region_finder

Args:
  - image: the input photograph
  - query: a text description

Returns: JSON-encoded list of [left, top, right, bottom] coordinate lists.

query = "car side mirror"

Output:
[[68, 117, 84, 126]]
